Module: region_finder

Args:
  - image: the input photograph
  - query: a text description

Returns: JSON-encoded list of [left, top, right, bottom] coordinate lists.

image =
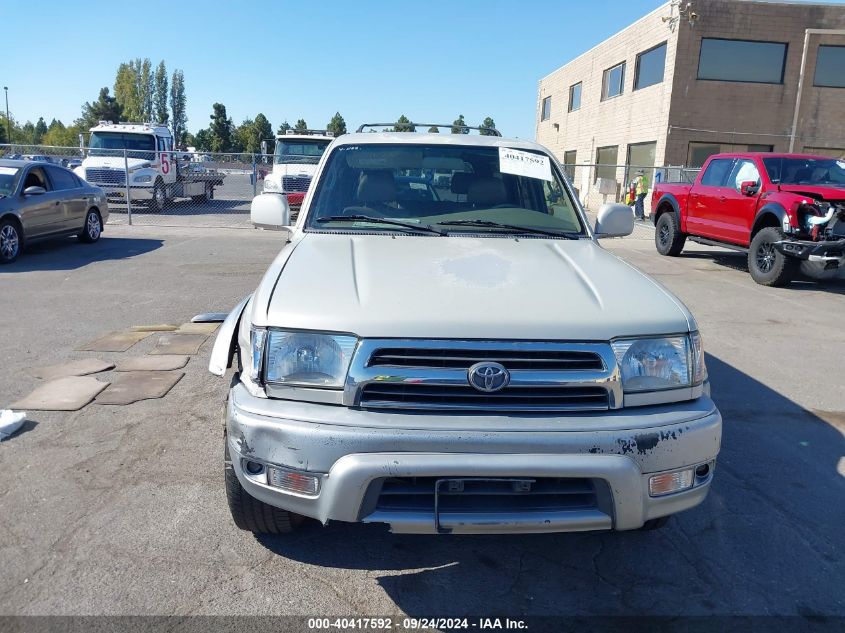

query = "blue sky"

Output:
[[3, 0, 840, 140]]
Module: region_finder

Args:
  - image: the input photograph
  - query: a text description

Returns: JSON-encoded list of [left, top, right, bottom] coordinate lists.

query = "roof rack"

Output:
[[280, 129, 333, 137], [355, 122, 501, 137]]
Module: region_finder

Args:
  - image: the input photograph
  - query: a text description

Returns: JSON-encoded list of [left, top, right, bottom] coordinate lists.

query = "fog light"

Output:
[[649, 469, 694, 497], [245, 460, 264, 475], [268, 466, 320, 495]]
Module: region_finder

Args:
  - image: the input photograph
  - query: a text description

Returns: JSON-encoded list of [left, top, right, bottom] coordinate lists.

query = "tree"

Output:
[[277, 120, 291, 134], [327, 112, 347, 136], [114, 62, 141, 121], [253, 113, 273, 154], [428, 126, 440, 133], [208, 103, 233, 153], [33, 117, 48, 144], [451, 114, 468, 134], [78, 87, 123, 130], [139, 58, 153, 121], [393, 115, 415, 133], [479, 117, 497, 136], [294, 118, 308, 131], [21, 121, 35, 144], [170, 69, 187, 145], [193, 128, 211, 151], [154, 61, 169, 124], [42, 119, 83, 147]]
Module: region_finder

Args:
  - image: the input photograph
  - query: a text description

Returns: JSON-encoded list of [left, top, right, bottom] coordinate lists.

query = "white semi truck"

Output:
[[258, 129, 334, 213], [75, 121, 223, 211]]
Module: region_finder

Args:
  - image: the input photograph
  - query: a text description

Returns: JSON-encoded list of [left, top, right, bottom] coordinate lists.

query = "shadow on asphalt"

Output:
[[255, 353, 845, 616], [0, 236, 162, 272], [683, 250, 845, 294]]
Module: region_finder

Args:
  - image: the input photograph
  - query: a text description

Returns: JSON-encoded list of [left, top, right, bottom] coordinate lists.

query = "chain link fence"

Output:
[[2, 143, 273, 229]]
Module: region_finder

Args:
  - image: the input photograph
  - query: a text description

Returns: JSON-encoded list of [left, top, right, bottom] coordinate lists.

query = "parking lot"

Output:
[[1, 223, 843, 621]]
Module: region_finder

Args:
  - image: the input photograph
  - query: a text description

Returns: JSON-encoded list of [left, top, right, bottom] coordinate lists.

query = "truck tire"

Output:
[[224, 436, 300, 534], [639, 516, 671, 531], [150, 180, 166, 212], [748, 227, 796, 287], [655, 213, 685, 256]]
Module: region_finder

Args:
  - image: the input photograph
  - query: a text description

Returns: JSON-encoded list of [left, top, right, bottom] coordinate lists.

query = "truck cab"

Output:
[[259, 130, 334, 211]]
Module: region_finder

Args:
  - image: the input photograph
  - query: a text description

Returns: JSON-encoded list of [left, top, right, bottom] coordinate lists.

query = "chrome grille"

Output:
[[347, 340, 621, 413], [282, 175, 311, 192], [85, 168, 126, 186]]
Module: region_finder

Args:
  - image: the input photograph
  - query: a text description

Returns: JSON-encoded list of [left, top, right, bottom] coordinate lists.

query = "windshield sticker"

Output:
[[499, 147, 552, 181], [0, 167, 18, 175]]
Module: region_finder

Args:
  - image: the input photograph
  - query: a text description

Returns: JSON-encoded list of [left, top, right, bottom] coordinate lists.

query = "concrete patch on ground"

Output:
[[174, 322, 220, 335], [31, 358, 115, 380], [11, 376, 109, 411], [130, 324, 180, 332], [149, 334, 208, 355], [115, 355, 190, 372], [75, 331, 153, 352], [95, 371, 185, 405]]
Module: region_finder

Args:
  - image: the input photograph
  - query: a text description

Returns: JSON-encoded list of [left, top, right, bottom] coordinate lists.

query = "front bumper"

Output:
[[775, 238, 845, 263], [226, 383, 721, 534], [100, 185, 154, 201]]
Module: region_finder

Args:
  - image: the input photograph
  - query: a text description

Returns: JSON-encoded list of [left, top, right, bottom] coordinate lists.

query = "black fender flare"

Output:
[[652, 193, 681, 228], [751, 202, 788, 236]]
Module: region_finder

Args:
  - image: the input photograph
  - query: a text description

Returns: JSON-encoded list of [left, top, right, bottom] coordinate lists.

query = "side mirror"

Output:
[[251, 192, 292, 232], [740, 180, 759, 196], [23, 186, 46, 196], [594, 203, 634, 238]]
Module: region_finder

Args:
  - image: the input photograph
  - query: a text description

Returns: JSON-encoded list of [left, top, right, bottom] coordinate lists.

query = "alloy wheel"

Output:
[[659, 223, 670, 246], [0, 224, 20, 260], [756, 242, 776, 273], [87, 212, 101, 240]]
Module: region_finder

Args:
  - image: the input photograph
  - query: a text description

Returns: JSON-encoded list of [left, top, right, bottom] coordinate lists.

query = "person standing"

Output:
[[634, 170, 649, 220]]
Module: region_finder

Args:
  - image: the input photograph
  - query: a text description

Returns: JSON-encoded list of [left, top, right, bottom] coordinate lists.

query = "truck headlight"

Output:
[[133, 174, 152, 183], [263, 179, 280, 193], [611, 333, 705, 392], [255, 330, 357, 388]]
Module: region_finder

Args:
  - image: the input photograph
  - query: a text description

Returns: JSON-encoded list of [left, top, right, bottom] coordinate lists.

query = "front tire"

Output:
[[78, 209, 102, 243], [224, 436, 300, 534], [150, 180, 166, 212], [748, 227, 796, 286], [0, 218, 22, 264], [655, 213, 686, 256]]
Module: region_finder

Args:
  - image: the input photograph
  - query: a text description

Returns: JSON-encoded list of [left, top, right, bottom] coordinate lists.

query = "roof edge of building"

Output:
[[539, 1, 671, 83]]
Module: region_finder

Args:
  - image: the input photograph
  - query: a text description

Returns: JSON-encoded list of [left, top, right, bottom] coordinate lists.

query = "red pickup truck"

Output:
[[651, 153, 845, 286]]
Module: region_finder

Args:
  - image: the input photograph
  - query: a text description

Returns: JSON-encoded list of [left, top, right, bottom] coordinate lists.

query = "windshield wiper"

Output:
[[316, 215, 445, 235], [436, 219, 580, 239]]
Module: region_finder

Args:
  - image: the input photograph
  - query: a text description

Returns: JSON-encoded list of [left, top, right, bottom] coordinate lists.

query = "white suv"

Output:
[[210, 126, 721, 536]]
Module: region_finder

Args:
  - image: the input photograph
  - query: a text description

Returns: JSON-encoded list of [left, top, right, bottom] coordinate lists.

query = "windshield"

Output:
[[762, 157, 845, 186], [274, 139, 331, 165], [306, 143, 584, 237], [0, 166, 21, 197], [88, 132, 156, 160]]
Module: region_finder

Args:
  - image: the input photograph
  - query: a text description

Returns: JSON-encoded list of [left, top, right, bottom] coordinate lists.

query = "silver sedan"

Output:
[[0, 159, 109, 263]]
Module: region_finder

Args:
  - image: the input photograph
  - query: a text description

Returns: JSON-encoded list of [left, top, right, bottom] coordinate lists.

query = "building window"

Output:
[[697, 38, 787, 84], [635, 43, 667, 90], [601, 62, 626, 100], [814, 45, 845, 88], [595, 145, 618, 181], [541, 96, 552, 121], [687, 142, 773, 168], [626, 142, 656, 183], [563, 150, 577, 181], [568, 83, 582, 112]]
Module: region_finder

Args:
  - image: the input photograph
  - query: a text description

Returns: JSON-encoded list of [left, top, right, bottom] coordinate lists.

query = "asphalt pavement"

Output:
[[0, 224, 843, 622]]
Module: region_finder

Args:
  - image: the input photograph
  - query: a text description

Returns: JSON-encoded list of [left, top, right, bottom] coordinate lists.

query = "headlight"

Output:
[[254, 329, 358, 388], [612, 333, 705, 392], [263, 179, 280, 192], [133, 174, 152, 183]]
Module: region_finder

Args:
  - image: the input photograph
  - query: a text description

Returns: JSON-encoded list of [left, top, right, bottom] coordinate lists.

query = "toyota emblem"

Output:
[[467, 362, 510, 393]]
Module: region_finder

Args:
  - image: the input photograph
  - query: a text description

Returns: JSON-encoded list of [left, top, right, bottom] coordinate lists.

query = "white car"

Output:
[[210, 125, 721, 536]]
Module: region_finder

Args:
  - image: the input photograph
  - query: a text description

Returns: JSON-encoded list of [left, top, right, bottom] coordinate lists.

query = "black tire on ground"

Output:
[[748, 226, 797, 287], [0, 217, 22, 264], [655, 212, 686, 256], [224, 435, 299, 534], [78, 208, 102, 243], [639, 515, 671, 531], [150, 179, 166, 212]]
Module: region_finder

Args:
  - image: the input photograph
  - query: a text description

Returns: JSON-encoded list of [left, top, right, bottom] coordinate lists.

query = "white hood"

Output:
[[260, 234, 693, 340], [81, 155, 151, 171]]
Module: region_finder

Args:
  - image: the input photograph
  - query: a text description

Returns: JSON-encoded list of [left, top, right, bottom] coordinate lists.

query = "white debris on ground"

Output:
[[0, 410, 26, 440]]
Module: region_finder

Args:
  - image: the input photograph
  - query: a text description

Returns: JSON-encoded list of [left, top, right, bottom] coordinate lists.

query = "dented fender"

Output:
[[208, 294, 252, 376]]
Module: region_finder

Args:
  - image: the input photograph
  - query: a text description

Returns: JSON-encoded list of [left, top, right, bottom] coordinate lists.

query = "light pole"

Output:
[[3, 86, 9, 147]]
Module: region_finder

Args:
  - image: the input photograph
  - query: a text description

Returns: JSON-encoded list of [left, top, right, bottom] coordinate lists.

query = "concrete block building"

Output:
[[536, 0, 845, 211]]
